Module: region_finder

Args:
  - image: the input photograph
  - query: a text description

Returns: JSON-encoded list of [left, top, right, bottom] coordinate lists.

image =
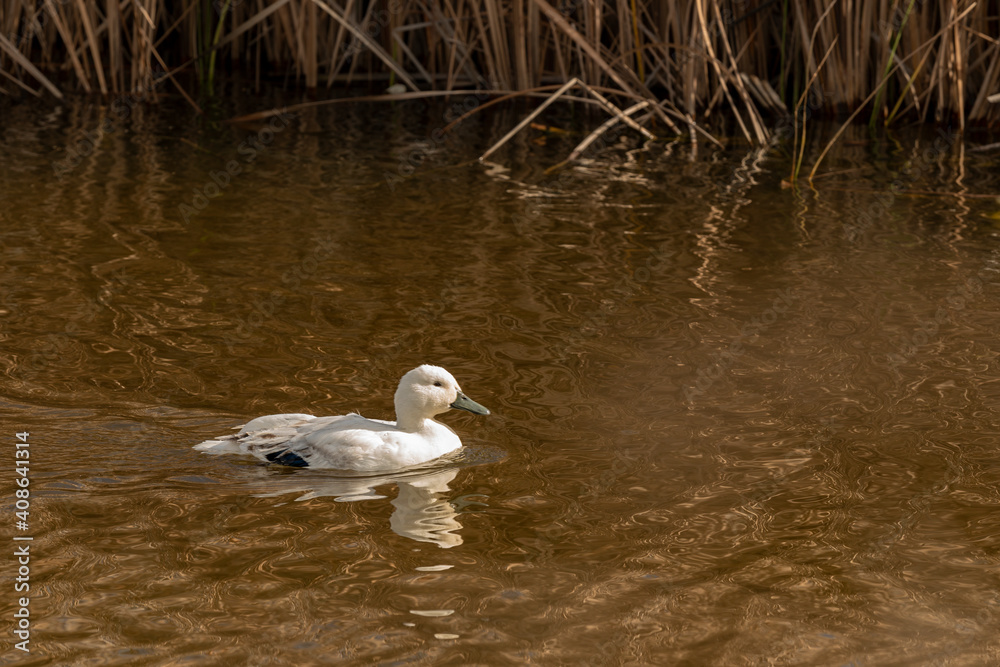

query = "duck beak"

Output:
[[451, 391, 490, 415]]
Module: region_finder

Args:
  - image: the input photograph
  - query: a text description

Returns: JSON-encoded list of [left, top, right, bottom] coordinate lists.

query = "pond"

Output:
[[2, 97, 1000, 665]]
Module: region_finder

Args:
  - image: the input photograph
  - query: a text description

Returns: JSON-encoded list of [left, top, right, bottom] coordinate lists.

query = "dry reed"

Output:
[[1, 1, 998, 144]]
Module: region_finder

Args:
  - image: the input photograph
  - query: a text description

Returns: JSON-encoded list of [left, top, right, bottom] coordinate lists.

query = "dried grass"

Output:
[[0, 1, 997, 142]]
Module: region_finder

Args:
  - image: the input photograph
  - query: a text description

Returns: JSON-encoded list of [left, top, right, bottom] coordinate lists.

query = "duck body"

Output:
[[194, 365, 489, 471]]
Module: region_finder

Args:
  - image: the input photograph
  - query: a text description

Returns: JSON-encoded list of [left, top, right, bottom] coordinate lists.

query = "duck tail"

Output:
[[193, 434, 242, 453]]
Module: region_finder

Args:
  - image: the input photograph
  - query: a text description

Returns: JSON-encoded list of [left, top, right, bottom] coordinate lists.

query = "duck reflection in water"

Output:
[[252, 467, 471, 549]]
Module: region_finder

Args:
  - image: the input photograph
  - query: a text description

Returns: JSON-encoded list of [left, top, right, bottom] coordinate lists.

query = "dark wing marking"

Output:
[[264, 450, 310, 468]]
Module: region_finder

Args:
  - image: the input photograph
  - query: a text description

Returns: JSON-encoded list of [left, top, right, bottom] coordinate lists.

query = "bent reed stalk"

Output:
[[1, 1, 997, 144]]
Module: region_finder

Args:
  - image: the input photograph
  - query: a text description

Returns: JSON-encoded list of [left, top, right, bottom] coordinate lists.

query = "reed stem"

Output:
[[1, 0, 995, 149]]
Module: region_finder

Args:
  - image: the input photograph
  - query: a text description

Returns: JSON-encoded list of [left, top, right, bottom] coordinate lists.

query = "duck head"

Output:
[[394, 365, 490, 428]]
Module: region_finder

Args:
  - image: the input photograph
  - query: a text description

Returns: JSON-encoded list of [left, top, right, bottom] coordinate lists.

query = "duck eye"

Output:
[[434, 381, 442, 387]]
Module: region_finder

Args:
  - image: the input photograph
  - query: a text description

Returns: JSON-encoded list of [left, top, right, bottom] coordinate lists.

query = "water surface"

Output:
[[2, 98, 1000, 665]]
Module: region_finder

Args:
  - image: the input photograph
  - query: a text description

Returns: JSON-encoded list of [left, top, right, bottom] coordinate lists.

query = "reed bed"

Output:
[[2, 0, 998, 141]]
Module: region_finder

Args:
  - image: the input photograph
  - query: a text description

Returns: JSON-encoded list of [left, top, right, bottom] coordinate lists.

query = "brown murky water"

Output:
[[2, 97, 1000, 665]]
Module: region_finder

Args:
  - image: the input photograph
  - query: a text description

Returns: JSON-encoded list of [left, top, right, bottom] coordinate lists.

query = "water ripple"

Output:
[[3, 105, 1000, 664]]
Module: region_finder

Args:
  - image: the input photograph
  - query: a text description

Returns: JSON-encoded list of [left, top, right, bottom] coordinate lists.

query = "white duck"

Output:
[[194, 365, 490, 471]]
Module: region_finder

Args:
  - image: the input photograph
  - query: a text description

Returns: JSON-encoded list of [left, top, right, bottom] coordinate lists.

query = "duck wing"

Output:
[[194, 413, 317, 455], [251, 414, 403, 469]]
